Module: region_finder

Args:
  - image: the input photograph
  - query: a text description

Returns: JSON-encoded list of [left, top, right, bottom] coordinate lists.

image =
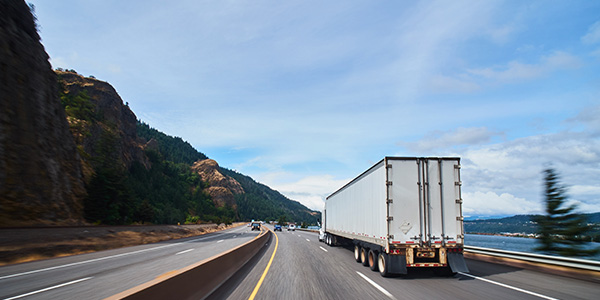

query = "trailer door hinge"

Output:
[[387, 216, 394, 221], [456, 216, 464, 221], [386, 198, 393, 204], [388, 235, 394, 240], [386, 164, 392, 169], [455, 181, 462, 186], [455, 198, 463, 204], [386, 181, 393, 186], [454, 164, 461, 169]]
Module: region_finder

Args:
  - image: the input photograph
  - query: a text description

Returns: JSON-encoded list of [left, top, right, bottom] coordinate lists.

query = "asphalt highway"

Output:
[[0, 224, 259, 300], [1, 224, 598, 300], [212, 225, 599, 300]]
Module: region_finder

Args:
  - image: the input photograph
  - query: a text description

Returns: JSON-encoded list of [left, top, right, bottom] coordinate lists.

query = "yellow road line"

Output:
[[248, 227, 278, 300]]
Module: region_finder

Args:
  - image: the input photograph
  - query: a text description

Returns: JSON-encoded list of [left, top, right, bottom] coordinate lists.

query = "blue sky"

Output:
[[30, 0, 600, 217]]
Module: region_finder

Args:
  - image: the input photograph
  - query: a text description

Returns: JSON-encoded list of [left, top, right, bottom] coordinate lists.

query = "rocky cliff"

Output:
[[191, 159, 243, 208], [0, 1, 86, 226], [57, 71, 150, 181]]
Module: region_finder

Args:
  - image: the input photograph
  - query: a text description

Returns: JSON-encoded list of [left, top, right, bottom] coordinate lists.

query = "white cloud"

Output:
[[568, 105, 600, 134], [462, 191, 541, 217], [459, 132, 600, 217], [582, 20, 600, 44], [401, 106, 600, 217], [400, 127, 503, 153], [467, 51, 581, 83], [431, 51, 583, 93], [256, 174, 350, 211]]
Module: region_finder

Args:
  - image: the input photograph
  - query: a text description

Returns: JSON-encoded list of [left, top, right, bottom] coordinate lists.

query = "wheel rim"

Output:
[[354, 246, 360, 261], [378, 254, 385, 273]]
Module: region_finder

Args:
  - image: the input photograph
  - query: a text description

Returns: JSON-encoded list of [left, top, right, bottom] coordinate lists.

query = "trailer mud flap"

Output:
[[448, 253, 469, 273], [388, 255, 407, 274]]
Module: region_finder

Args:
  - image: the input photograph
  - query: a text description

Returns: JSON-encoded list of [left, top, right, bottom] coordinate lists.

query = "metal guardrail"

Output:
[[465, 246, 600, 272]]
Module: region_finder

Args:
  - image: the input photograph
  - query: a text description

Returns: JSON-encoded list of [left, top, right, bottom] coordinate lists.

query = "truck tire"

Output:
[[360, 247, 369, 266], [368, 250, 379, 271], [354, 245, 361, 262], [378, 253, 390, 277]]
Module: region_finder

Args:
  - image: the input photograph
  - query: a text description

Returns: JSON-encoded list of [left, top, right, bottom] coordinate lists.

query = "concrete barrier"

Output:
[[105, 228, 271, 300]]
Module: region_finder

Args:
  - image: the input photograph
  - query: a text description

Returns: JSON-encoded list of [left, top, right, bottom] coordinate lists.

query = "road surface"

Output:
[[212, 225, 599, 300]]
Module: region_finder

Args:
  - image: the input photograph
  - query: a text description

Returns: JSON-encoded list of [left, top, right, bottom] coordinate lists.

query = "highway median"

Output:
[[104, 227, 270, 300]]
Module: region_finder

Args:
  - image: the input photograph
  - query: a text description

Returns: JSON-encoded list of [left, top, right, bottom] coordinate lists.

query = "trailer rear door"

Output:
[[387, 158, 464, 246]]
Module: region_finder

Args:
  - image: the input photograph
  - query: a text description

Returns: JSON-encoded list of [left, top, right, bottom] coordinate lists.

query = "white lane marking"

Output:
[[319, 246, 328, 252], [356, 271, 396, 300], [458, 272, 558, 300], [233, 235, 237, 238], [0, 230, 232, 280], [175, 249, 194, 255], [306, 238, 310, 242], [5, 277, 92, 300], [216, 240, 224, 243]]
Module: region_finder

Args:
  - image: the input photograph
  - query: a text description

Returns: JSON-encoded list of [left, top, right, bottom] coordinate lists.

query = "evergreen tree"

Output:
[[534, 168, 598, 256]]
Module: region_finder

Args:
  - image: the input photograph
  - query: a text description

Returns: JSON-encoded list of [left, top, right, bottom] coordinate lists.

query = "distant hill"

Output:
[[465, 213, 600, 237]]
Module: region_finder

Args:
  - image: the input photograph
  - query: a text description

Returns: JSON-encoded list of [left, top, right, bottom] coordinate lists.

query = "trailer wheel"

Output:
[[360, 247, 369, 266], [368, 250, 379, 271], [354, 245, 361, 262], [378, 253, 390, 277], [326, 234, 331, 246]]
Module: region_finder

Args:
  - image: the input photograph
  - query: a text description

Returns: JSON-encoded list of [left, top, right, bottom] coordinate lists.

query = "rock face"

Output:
[[0, 1, 86, 226], [191, 159, 243, 208], [57, 72, 150, 179]]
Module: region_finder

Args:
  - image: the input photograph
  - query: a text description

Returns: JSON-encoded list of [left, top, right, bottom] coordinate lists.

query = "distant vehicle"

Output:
[[321, 157, 468, 277], [288, 224, 296, 231], [274, 224, 282, 231], [251, 222, 261, 231]]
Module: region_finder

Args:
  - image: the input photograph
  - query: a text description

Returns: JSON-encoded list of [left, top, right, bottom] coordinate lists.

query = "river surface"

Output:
[[465, 233, 600, 261]]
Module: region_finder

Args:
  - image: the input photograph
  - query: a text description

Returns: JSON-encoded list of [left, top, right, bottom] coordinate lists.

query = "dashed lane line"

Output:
[[4, 277, 92, 300], [175, 249, 194, 255], [356, 271, 396, 300], [457, 272, 558, 300]]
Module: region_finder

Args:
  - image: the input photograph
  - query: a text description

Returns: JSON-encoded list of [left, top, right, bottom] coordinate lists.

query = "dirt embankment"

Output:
[[0, 223, 244, 266]]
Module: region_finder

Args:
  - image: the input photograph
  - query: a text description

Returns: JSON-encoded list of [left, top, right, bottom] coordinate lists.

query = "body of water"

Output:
[[465, 234, 600, 261]]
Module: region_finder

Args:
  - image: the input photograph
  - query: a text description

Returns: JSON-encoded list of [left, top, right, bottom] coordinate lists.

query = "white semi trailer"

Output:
[[321, 157, 468, 276]]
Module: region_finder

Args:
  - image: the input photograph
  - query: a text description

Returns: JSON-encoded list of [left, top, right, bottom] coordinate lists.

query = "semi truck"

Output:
[[320, 157, 468, 276]]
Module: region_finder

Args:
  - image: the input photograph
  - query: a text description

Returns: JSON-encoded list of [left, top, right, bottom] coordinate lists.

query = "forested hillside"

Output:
[[220, 168, 321, 224], [57, 72, 319, 226], [137, 121, 207, 164]]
